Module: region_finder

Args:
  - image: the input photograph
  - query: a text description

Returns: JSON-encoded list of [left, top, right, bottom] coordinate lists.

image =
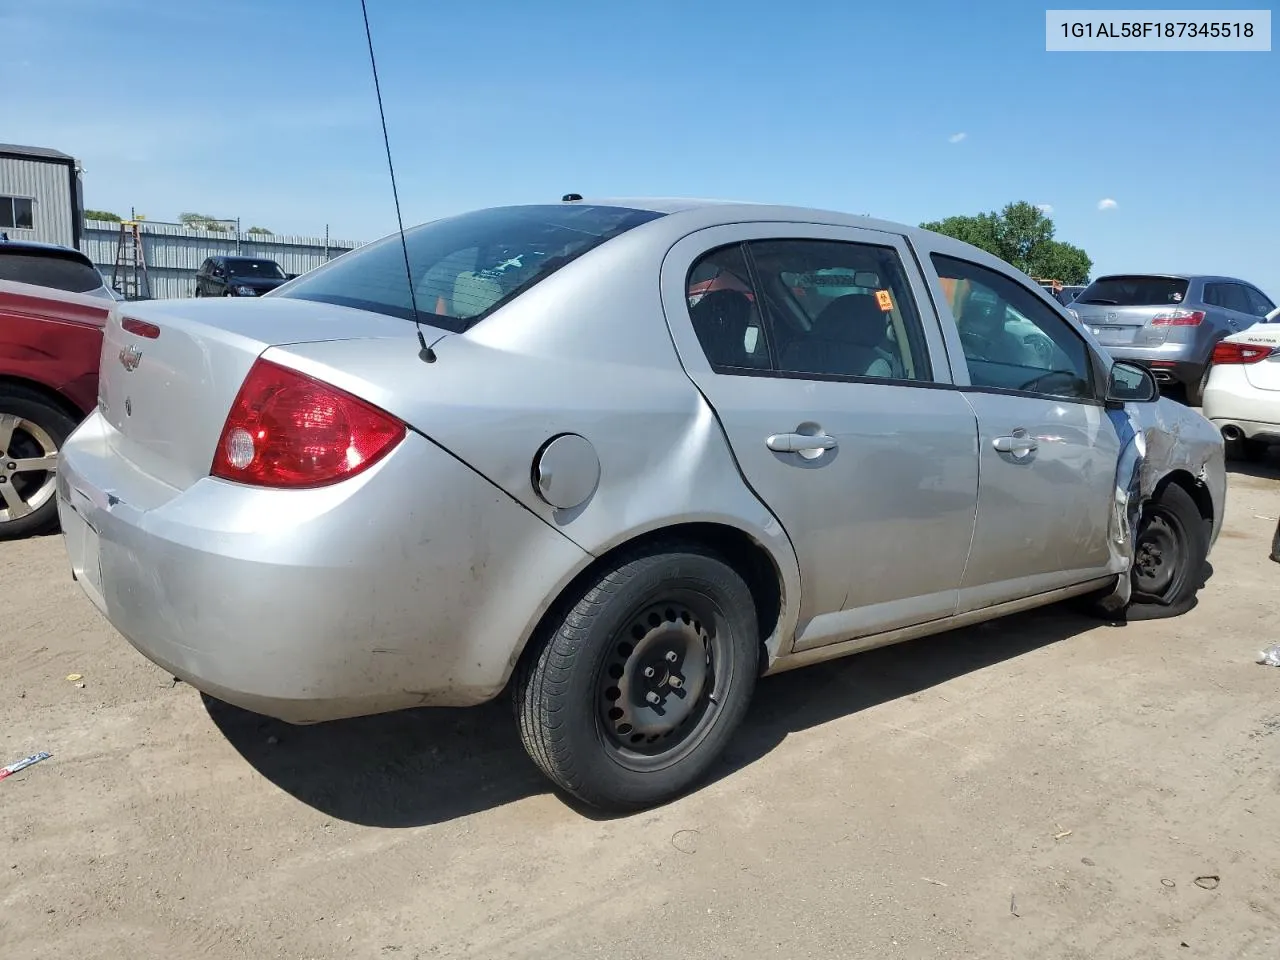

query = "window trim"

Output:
[[684, 236, 938, 386], [928, 253, 1106, 406]]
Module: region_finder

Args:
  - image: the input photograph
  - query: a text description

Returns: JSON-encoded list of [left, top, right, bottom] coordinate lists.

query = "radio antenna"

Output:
[[359, 0, 436, 363]]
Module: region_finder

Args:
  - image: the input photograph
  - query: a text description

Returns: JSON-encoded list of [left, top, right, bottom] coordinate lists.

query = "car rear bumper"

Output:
[[1103, 343, 1204, 387], [56, 411, 590, 723], [1203, 368, 1280, 440]]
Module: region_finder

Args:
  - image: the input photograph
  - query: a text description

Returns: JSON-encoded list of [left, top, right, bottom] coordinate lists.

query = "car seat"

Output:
[[780, 293, 902, 378]]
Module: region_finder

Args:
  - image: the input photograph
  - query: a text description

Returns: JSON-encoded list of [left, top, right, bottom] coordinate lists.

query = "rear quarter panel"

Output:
[[0, 281, 109, 414]]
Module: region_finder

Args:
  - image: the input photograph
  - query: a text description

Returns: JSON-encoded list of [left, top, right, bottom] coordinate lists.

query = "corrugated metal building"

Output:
[[0, 144, 84, 248]]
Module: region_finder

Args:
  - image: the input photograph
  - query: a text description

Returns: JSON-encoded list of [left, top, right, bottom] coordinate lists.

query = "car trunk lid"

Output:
[[98, 297, 432, 491]]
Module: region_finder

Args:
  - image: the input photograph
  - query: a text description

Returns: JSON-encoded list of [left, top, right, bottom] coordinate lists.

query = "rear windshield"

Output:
[[0, 250, 105, 294], [227, 259, 285, 279], [275, 204, 664, 332], [1075, 276, 1189, 306]]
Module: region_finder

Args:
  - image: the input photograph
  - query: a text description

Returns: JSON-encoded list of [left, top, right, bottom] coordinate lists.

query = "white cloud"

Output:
[[948, 132, 968, 144], [1097, 198, 1118, 211], [1036, 203, 1054, 215]]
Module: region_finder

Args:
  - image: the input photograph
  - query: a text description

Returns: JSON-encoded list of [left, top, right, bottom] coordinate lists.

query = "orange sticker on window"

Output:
[[875, 289, 894, 312]]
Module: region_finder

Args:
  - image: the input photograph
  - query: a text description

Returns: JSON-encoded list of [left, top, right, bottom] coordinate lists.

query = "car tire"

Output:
[[1124, 483, 1209, 621], [514, 543, 760, 811], [0, 387, 78, 541], [1184, 365, 1210, 407]]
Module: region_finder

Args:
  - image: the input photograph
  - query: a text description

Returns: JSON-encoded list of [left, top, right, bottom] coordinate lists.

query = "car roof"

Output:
[[0, 238, 96, 265], [578, 196, 981, 249], [569, 197, 1039, 285]]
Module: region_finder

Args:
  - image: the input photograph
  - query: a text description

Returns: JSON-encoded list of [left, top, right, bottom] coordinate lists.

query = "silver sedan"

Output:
[[57, 199, 1225, 810]]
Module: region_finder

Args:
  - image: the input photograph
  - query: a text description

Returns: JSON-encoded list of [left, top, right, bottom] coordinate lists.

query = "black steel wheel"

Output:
[[1125, 483, 1209, 620], [515, 543, 759, 811]]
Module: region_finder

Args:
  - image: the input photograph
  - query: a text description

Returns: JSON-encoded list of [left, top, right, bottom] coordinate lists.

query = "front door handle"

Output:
[[767, 432, 837, 454], [992, 429, 1038, 460]]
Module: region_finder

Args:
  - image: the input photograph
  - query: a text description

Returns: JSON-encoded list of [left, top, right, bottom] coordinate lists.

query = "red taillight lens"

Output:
[[1151, 310, 1205, 327], [211, 359, 405, 488], [1211, 341, 1276, 365]]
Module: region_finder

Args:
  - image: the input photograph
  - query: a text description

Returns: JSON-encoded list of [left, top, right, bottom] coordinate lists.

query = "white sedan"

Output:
[[1203, 321, 1280, 460]]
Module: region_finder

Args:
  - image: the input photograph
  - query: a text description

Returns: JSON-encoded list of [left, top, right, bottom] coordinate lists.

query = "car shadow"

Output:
[[205, 605, 1108, 827], [1224, 444, 1280, 481]]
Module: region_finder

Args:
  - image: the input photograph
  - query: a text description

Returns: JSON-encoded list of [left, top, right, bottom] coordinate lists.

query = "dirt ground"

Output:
[[2, 458, 1278, 960]]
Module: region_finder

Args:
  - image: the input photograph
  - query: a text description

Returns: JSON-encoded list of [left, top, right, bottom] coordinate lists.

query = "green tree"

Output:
[[246, 226, 273, 236], [920, 201, 1092, 284], [178, 212, 229, 233], [85, 209, 122, 222]]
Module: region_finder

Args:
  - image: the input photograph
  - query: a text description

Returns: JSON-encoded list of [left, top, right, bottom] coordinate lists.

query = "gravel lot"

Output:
[[2, 456, 1278, 960]]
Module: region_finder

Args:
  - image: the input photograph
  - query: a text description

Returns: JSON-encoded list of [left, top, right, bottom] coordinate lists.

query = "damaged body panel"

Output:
[[1096, 398, 1226, 614]]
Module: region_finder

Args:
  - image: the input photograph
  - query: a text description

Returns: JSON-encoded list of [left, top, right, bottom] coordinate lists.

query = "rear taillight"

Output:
[[1151, 310, 1205, 327], [211, 359, 405, 488], [1211, 341, 1277, 365]]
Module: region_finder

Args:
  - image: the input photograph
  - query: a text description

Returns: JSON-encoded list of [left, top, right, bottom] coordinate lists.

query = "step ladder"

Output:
[[110, 221, 151, 300]]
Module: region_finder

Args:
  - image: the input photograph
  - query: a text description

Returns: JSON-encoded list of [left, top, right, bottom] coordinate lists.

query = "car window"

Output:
[[745, 239, 928, 381], [279, 204, 664, 333], [932, 255, 1095, 401], [226, 259, 286, 280], [1075, 275, 1188, 306], [1203, 283, 1223, 307], [0, 250, 105, 294], [1243, 285, 1276, 317], [685, 244, 771, 372], [1219, 283, 1253, 314]]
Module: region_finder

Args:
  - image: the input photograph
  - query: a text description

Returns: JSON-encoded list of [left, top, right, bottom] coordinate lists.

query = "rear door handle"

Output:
[[766, 432, 838, 453], [993, 429, 1038, 460]]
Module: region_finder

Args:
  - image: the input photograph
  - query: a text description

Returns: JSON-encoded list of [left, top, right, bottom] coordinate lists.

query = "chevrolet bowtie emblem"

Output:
[[119, 344, 142, 372]]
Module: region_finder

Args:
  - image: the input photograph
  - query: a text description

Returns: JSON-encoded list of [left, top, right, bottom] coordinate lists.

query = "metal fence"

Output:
[[81, 219, 367, 300]]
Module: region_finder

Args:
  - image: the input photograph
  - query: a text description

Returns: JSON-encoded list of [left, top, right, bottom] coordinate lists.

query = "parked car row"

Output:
[[1068, 274, 1275, 406]]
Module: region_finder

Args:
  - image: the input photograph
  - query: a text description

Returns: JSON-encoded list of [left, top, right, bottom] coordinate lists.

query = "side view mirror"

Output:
[[1106, 360, 1159, 406]]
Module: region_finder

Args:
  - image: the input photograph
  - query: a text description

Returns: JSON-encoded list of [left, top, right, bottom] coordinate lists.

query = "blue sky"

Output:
[[2, 0, 1276, 294]]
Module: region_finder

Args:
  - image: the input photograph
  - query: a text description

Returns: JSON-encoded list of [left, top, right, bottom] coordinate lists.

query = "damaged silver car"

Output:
[[56, 199, 1226, 810]]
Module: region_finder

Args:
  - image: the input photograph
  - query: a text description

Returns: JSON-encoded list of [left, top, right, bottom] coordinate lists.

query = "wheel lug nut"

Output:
[[642, 666, 655, 678], [668, 676, 683, 689], [665, 651, 678, 663], [646, 691, 661, 705]]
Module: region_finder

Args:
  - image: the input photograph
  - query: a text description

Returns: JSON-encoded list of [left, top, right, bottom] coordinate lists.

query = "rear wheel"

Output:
[[0, 388, 77, 540], [514, 544, 759, 811], [1184, 365, 1210, 407], [1125, 483, 1209, 621]]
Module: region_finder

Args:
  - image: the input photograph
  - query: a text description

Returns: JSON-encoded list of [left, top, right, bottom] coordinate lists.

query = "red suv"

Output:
[[1, 241, 111, 538]]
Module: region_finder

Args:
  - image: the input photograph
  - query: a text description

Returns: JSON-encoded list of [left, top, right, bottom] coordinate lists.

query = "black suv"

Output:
[[194, 256, 292, 297]]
